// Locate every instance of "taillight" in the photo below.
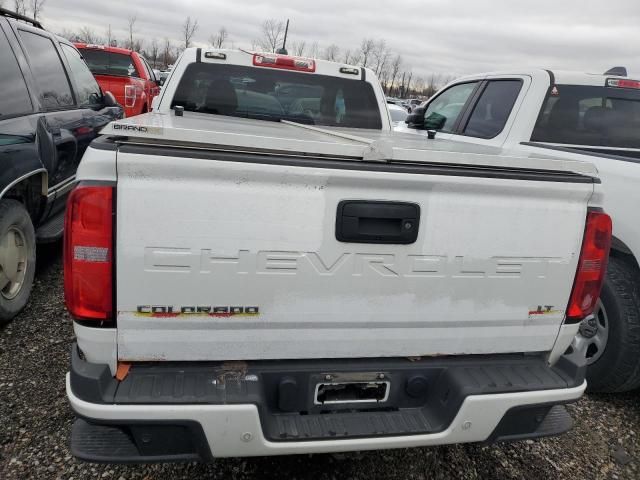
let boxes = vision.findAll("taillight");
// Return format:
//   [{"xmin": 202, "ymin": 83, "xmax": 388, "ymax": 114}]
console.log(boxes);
[
  {"xmin": 566, "ymin": 210, "xmax": 612, "ymax": 322},
  {"xmin": 124, "ymin": 84, "xmax": 136, "ymax": 107},
  {"xmin": 606, "ymin": 78, "xmax": 640, "ymax": 90},
  {"xmin": 64, "ymin": 185, "xmax": 114, "ymax": 321},
  {"xmin": 253, "ymin": 53, "xmax": 316, "ymax": 72}
]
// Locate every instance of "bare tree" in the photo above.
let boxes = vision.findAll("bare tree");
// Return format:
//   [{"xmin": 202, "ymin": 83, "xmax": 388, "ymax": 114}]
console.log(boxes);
[
  {"xmin": 441, "ymin": 74, "xmax": 456, "ymax": 86},
  {"xmin": 359, "ymin": 38, "xmax": 375, "ymax": 67},
  {"xmin": 413, "ymin": 76, "xmax": 426, "ymax": 96},
  {"xmin": 58, "ymin": 28, "xmax": 78, "ymax": 42},
  {"xmin": 258, "ymin": 19, "xmax": 284, "ymax": 52},
  {"xmin": 308, "ymin": 41, "xmax": 319, "ymax": 59},
  {"xmin": 388, "ymin": 54, "xmax": 402, "ymax": 96},
  {"xmin": 323, "ymin": 44, "xmax": 340, "ymax": 62},
  {"xmin": 181, "ymin": 16, "xmax": 198, "ymax": 50},
  {"xmin": 372, "ymin": 40, "xmax": 390, "ymax": 76},
  {"xmin": 399, "ymin": 71, "xmax": 407, "ymax": 98},
  {"xmin": 13, "ymin": 0, "xmax": 26, "ymax": 15},
  {"xmin": 126, "ymin": 14, "xmax": 137, "ymax": 50},
  {"xmin": 380, "ymin": 67, "xmax": 392, "ymax": 93},
  {"xmin": 162, "ymin": 37, "xmax": 175, "ymax": 69},
  {"xmin": 425, "ymin": 73, "xmax": 441, "ymax": 97},
  {"xmin": 29, "ymin": 0, "xmax": 45, "ymax": 20},
  {"xmin": 105, "ymin": 24, "xmax": 114, "ymax": 47},
  {"xmin": 342, "ymin": 48, "xmax": 357, "ymax": 65},
  {"xmin": 208, "ymin": 26, "xmax": 228, "ymax": 48},
  {"xmin": 291, "ymin": 40, "xmax": 306, "ymax": 57},
  {"xmin": 132, "ymin": 38, "xmax": 144, "ymax": 54},
  {"xmin": 77, "ymin": 26, "xmax": 98, "ymax": 44},
  {"xmin": 405, "ymin": 71, "xmax": 413, "ymax": 97},
  {"xmin": 147, "ymin": 38, "xmax": 160, "ymax": 68}
]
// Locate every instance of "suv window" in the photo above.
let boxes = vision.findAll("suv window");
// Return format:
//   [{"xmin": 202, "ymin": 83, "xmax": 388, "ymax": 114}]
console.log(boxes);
[
  {"xmin": 0, "ymin": 29, "xmax": 32, "ymax": 118},
  {"xmin": 171, "ymin": 63, "xmax": 383, "ymax": 129},
  {"xmin": 60, "ymin": 44, "xmax": 102, "ymax": 106},
  {"xmin": 18, "ymin": 30, "xmax": 74, "ymax": 110},
  {"xmin": 80, "ymin": 49, "xmax": 140, "ymax": 77},
  {"xmin": 531, "ymin": 85, "xmax": 640, "ymax": 148},
  {"xmin": 423, "ymin": 82, "xmax": 478, "ymax": 132},
  {"xmin": 463, "ymin": 80, "xmax": 522, "ymax": 139}
]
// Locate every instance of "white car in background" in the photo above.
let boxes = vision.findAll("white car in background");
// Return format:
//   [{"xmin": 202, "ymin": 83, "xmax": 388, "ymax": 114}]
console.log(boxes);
[{"xmin": 387, "ymin": 102, "xmax": 408, "ymax": 126}]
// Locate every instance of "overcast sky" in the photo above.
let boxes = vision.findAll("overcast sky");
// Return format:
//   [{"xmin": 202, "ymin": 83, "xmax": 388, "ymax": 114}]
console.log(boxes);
[{"xmin": 37, "ymin": 0, "xmax": 640, "ymax": 79}]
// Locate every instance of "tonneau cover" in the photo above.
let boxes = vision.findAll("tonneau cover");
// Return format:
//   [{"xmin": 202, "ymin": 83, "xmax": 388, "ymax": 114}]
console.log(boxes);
[{"xmin": 101, "ymin": 112, "xmax": 599, "ymax": 178}]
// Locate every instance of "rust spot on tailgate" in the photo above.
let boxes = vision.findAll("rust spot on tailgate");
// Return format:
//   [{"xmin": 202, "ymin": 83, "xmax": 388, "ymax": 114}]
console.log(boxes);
[{"xmin": 215, "ymin": 361, "xmax": 249, "ymax": 386}]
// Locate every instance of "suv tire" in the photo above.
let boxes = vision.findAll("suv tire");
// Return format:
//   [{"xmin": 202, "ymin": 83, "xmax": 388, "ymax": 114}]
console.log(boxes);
[
  {"xmin": 585, "ymin": 256, "xmax": 640, "ymax": 392},
  {"xmin": 0, "ymin": 199, "xmax": 36, "ymax": 325}
]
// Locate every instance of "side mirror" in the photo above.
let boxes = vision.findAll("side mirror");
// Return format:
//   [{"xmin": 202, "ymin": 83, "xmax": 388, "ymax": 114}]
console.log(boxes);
[
  {"xmin": 405, "ymin": 106, "xmax": 426, "ymax": 129},
  {"xmin": 424, "ymin": 112, "xmax": 447, "ymax": 130},
  {"xmin": 103, "ymin": 91, "xmax": 118, "ymax": 107}
]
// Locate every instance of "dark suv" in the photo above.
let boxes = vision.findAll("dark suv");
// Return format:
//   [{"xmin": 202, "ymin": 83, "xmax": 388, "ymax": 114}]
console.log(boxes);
[{"xmin": 0, "ymin": 8, "xmax": 123, "ymax": 324}]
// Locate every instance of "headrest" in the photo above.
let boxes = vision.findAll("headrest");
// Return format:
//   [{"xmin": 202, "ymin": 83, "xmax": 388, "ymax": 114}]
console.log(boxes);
[{"xmin": 203, "ymin": 79, "xmax": 238, "ymax": 115}]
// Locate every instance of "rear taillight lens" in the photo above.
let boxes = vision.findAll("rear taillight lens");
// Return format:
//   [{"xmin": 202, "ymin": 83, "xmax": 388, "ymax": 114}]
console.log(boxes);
[
  {"xmin": 64, "ymin": 185, "xmax": 114, "ymax": 321},
  {"xmin": 124, "ymin": 84, "xmax": 136, "ymax": 107},
  {"xmin": 566, "ymin": 210, "xmax": 612, "ymax": 322}
]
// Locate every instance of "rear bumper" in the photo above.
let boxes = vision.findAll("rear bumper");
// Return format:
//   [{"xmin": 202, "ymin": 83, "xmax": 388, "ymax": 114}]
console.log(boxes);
[{"xmin": 67, "ymin": 344, "xmax": 587, "ymax": 461}]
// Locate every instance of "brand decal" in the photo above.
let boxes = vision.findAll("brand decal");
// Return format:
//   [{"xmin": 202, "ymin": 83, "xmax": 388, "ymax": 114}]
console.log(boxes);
[
  {"xmin": 528, "ymin": 305, "xmax": 562, "ymax": 319},
  {"xmin": 135, "ymin": 305, "xmax": 259, "ymax": 318},
  {"xmin": 112, "ymin": 124, "xmax": 163, "ymax": 134}
]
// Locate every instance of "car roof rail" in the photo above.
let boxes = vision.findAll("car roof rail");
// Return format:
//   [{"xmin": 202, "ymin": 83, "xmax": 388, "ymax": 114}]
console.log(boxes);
[{"xmin": 0, "ymin": 7, "xmax": 43, "ymax": 29}]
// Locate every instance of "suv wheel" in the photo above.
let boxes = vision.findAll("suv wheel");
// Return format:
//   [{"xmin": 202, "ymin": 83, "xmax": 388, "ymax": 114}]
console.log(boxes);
[
  {"xmin": 0, "ymin": 199, "xmax": 36, "ymax": 325},
  {"xmin": 573, "ymin": 256, "xmax": 640, "ymax": 392}
]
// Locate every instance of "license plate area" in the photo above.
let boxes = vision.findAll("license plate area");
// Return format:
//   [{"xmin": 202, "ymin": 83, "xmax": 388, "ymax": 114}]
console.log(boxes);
[{"xmin": 314, "ymin": 380, "xmax": 390, "ymax": 405}]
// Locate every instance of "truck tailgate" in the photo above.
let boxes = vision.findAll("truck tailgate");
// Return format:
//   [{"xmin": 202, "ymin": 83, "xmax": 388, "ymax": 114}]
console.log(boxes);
[{"xmin": 114, "ymin": 141, "xmax": 593, "ymax": 361}]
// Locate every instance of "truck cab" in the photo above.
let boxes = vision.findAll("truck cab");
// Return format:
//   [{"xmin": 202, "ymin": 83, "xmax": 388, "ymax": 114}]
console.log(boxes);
[
  {"xmin": 75, "ymin": 43, "xmax": 161, "ymax": 118},
  {"xmin": 400, "ymin": 68, "xmax": 640, "ymax": 392}
]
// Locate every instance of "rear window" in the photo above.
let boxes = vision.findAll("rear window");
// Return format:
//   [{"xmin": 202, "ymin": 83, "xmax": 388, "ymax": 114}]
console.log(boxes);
[
  {"xmin": 80, "ymin": 49, "xmax": 140, "ymax": 78},
  {"xmin": 170, "ymin": 63, "xmax": 383, "ymax": 129},
  {"xmin": 531, "ymin": 84, "xmax": 640, "ymax": 148}
]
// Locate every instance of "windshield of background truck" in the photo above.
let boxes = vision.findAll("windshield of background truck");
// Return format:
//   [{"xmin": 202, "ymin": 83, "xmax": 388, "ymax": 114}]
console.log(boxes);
[
  {"xmin": 531, "ymin": 84, "xmax": 640, "ymax": 148},
  {"xmin": 170, "ymin": 63, "xmax": 383, "ymax": 129}
]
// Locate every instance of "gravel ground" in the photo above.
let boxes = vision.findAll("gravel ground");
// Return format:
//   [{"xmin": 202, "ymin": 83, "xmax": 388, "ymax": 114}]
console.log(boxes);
[{"xmin": 1, "ymin": 243, "xmax": 639, "ymax": 480}]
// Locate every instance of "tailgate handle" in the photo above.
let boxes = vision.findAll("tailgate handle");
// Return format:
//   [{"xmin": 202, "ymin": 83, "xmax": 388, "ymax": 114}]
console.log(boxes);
[{"xmin": 336, "ymin": 200, "xmax": 420, "ymax": 244}]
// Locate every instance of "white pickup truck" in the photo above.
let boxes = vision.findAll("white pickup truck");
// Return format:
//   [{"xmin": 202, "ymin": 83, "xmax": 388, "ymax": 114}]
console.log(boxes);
[
  {"xmin": 400, "ymin": 69, "xmax": 640, "ymax": 392},
  {"xmin": 65, "ymin": 49, "xmax": 611, "ymax": 462}
]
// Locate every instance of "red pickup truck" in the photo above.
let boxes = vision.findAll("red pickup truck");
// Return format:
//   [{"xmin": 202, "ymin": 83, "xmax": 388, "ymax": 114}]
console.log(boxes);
[{"xmin": 74, "ymin": 43, "xmax": 160, "ymax": 118}]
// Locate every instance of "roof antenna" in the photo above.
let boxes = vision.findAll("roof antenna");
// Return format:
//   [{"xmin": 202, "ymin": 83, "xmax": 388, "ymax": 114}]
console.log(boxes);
[
  {"xmin": 276, "ymin": 19, "xmax": 289, "ymax": 55},
  {"xmin": 604, "ymin": 66, "xmax": 627, "ymax": 77}
]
